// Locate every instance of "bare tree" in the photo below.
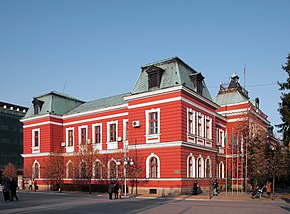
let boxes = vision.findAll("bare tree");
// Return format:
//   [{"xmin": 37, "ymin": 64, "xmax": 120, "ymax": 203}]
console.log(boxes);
[{"xmin": 3, "ymin": 162, "xmax": 17, "ymax": 180}]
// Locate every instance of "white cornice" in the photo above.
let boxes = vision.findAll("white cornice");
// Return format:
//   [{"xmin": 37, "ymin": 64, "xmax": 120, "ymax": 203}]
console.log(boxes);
[
  {"xmin": 63, "ymin": 112, "xmax": 128, "ymax": 126},
  {"xmin": 23, "ymin": 121, "xmax": 63, "ymax": 129},
  {"xmin": 124, "ymin": 86, "xmax": 183, "ymax": 101},
  {"xmin": 20, "ymin": 114, "xmax": 62, "ymax": 123},
  {"xmin": 21, "ymin": 152, "xmax": 51, "ymax": 158},
  {"xmin": 128, "ymin": 97, "xmax": 181, "ymax": 109}
]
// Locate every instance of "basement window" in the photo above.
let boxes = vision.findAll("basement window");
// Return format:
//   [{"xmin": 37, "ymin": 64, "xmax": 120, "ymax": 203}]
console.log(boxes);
[{"xmin": 149, "ymin": 189, "xmax": 157, "ymax": 194}]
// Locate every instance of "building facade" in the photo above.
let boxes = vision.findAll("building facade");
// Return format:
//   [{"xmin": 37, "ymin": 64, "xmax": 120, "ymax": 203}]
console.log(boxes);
[
  {"xmin": 21, "ymin": 57, "xmax": 274, "ymax": 195},
  {"xmin": 0, "ymin": 101, "xmax": 28, "ymax": 182}
]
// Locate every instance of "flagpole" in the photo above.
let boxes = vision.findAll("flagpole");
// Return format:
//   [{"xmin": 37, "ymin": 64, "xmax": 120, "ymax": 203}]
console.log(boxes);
[
  {"xmin": 237, "ymin": 132, "xmax": 239, "ymax": 194},
  {"xmin": 231, "ymin": 128, "xmax": 234, "ymax": 195}
]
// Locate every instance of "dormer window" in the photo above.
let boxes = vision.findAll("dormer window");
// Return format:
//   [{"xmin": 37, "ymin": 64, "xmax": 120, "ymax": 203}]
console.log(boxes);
[
  {"xmin": 146, "ymin": 66, "xmax": 164, "ymax": 89},
  {"xmin": 190, "ymin": 73, "xmax": 204, "ymax": 95},
  {"xmin": 32, "ymin": 98, "xmax": 44, "ymax": 115}
]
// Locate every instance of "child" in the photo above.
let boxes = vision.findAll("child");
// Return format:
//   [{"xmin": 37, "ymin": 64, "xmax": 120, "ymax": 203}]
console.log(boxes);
[{"xmin": 118, "ymin": 187, "xmax": 122, "ymax": 199}]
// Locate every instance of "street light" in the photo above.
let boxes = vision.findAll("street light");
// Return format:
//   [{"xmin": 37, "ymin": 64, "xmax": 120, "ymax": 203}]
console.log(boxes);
[
  {"xmin": 270, "ymin": 144, "xmax": 276, "ymax": 200},
  {"xmin": 117, "ymin": 157, "xmax": 134, "ymax": 197}
]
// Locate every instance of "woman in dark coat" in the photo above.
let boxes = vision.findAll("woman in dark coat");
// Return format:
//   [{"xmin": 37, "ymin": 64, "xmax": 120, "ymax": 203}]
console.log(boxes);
[{"xmin": 2, "ymin": 181, "xmax": 10, "ymax": 202}]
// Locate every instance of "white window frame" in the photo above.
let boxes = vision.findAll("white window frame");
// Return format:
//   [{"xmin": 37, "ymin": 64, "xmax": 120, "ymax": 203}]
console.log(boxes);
[
  {"xmin": 205, "ymin": 156, "xmax": 212, "ymax": 178},
  {"xmin": 78, "ymin": 125, "xmax": 88, "ymax": 145},
  {"xmin": 205, "ymin": 116, "xmax": 212, "ymax": 140},
  {"xmin": 219, "ymin": 161, "xmax": 225, "ymax": 179},
  {"xmin": 187, "ymin": 108, "xmax": 196, "ymax": 135},
  {"xmin": 32, "ymin": 160, "xmax": 40, "ymax": 178},
  {"xmin": 187, "ymin": 153, "xmax": 196, "ymax": 178},
  {"xmin": 66, "ymin": 127, "xmax": 74, "ymax": 153},
  {"xmin": 219, "ymin": 129, "xmax": 225, "ymax": 147},
  {"xmin": 123, "ymin": 119, "xmax": 128, "ymax": 142},
  {"xmin": 146, "ymin": 153, "xmax": 160, "ymax": 178},
  {"xmin": 107, "ymin": 121, "xmax": 118, "ymax": 143},
  {"xmin": 197, "ymin": 112, "xmax": 204, "ymax": 137},
  {"xmin": 196, "ymin": 155, "xmax": 204, "ymax": 178},
  {"xmin": 93, "ymin": 159, "xmax": 103, "ymax": 179},
  {"xmin": 66, "ymin": 160, "xmax": 74, "ymax": 179},
  {"xmin": 32, "ymin": 128, "xmax": 40, "ymax": 153},
  {"xmin": 107, "ymin": 158, "xmax": 118, "ymax": 179},
  {"xmin": 145, "ymin": 108, "xmax": 160, "ymax": 143}
]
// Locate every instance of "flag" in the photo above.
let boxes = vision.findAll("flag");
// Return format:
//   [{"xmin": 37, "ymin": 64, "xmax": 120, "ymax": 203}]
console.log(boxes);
[{"xmin": 224, "ymin": 129, "xmax": 228, "ymax": 147}]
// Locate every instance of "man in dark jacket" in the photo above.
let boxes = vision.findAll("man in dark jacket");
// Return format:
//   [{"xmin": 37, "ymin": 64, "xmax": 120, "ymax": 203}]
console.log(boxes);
[{"xmin": 9, "ymin": 178, "xmax": 18, "ymax": 201}]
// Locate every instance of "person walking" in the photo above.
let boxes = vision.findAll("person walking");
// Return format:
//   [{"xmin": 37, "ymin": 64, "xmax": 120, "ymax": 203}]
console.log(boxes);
[
  {"xmin": 108, "ymin": 182, "xmax": 113, "ymax": 200},
  {"xmin": 118, "ymin": 186, "xmax": 122, "ymax": 199},
  {"xmin": 213, "ymin": 179, "xmax": 219, "ymax": 196},
  {"xmin": 28, "ymin": 179, "xmax": 32, "ymax": 190},
  {"xmin": 2, "ymin": 180, "xmax": 10, "ymax": 202},
  {"xmin": 193, "ymin": 181, "xmax": 198, "ymax": 195},
  {"xmin": 114, "ymin": 182, "xmax": 119, "ymax": 199},
  {"xmin": 34, "ymin": 180, "xmax": 38, "ymax": 191},
  {"xmin": 10, "ymin": 178, "xmax": 18, "ymax": 201},
  {"xmin": 266, "ymin": 181, "xmax": 271, "ymax": 199}
]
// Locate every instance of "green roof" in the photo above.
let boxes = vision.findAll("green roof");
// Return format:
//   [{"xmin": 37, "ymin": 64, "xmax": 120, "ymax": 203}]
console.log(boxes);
[
  {"xmin": 132, "ymin": 57, "xmax": 212, "ymax": 101},
  {"xmin": 65, "ymin": 93, "xmax": 131, "ymax": 115}
]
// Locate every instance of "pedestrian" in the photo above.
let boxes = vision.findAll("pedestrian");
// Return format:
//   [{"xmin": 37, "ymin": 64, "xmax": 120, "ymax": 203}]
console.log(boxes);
[
  {"xmin": 266, "ymin": 181, "xmax": 271, "ymax": 199},
  {"xmin": 193, "ymin": 181, "xmax": 198, "ymax": 195},
  {"xmin": 213, "ymin": 179, "xmax": 219, "ymax": 196},
  {"xmin": 9, "ymin": 178, "xmax": 18, "ymax": 201},
  {"xmin": 28, "ymin": 179, "xmax": 33, "ymax": 190},
  {"xmin": 34, "ymin": 180, "xmax": 38, "ymax": 191},
  {"xmin": 118, "ymin": 187, "xmax": 122, "ymax": 199},
  {"xmin": 2, "ymin": 181, "xmax": 11, "ymax": 202},
  {"xmin": 114, "ymin": 182, "xmax": 119, "ymax": 199},
  {"xmin": 108, "ymin": 182, "xmax": 113, "ymax": 200}
]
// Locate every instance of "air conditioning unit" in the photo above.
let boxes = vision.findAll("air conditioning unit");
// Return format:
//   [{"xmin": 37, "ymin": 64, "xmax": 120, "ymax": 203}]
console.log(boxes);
[
  {"xmin": 61, "ymin": 142, "xmax": 66, "ymax": 147},
  {"xmin": 117, "ymin": 137, "xmax": 122, "ymax": 142},
  {"xmin": 132, "ymin": 120, "xmax": 141, "ymax": 128}
]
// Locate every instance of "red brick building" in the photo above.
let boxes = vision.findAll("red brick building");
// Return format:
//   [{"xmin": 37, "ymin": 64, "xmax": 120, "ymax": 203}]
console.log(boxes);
[{"xmin": 21, "ymin": 57, "xmax": 274, "ymax": 195}]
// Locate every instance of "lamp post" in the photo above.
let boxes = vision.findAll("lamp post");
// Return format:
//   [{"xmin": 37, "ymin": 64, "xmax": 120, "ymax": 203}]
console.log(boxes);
[
  {"xmin": 270, "ymin": 144, "xmax": 276, "ymax": 200},
  {"xmin": 117, "ymin": 157, "xmax": 134, "ymax": 197}
]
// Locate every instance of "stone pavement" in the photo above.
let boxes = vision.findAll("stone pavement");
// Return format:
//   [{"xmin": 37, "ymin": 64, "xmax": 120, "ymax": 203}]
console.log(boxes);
[{"xmin": 136, "ymin": 191, "xmax": 290, "ymax": 203}]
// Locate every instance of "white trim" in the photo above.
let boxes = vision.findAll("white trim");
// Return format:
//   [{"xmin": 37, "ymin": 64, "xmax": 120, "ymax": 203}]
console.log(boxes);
[
  {"xmin": 63, "ymin": 112, "xmax": 128, "ymax": 126},
  {"xmin": 78, "ymin": 125, "xmax": 88, "ymax": 145},
  {"xmin": 24, "ymin": 121, "xmax": 62, "ymax": 129},
  {"xmin": 21, "ymin": 152, "xmax": 51, "ymax": 158},
  {"xmin": 92, "ymin": 123, "xmax": 102, "ymax": 147},
  {"xmin": 32, "ymin": 160, "xmax": 40, "ymax": 178},
  {"xmin": 218, "ymin": 108, "xmax": 249, "ymax": 116},
  {"xmin": 66, "ymin": 127, "xmax": 74, "ymax": 153},
  {"xmin": 125, "ymin": 86, "xmax": 183, "ymax": 101},
  {"xmin": 63, "ymin": 104, "xmax": 128, "ymax": 119},
  {"xmin": 145, "ymin": 108, "xmax": 160, "ymax": 143},
  {"xmin": 66, "ymin": 160, "xmax": 74, "ymax": 178},
  {"xmin": 146, "ymin": 153, "xmax": 160, "ymax": 178},
  {"xmin": 205, "ymin": 156, "xmax": 212, "ymax": 178},
  {"xmin": 129, "ymin": 97, "xmax": 181, "ymax": 109},
  {"xmin": 187, "ymin": 153, "xmax": 195, "ymax": 178},
  {"xmin": 20, "ymin": 114, "xmax": 62, "ymax": 122},
  {"xmin": 123, "ymin": 119, "xmax": 128, "ymax": 147},
  {"xmin": 32, "ymin": 128, "xmax": 40, "ymax": 153},
  {"xmin": 196, "ymin": 155, "xmax": 204, "ymax": 178}
]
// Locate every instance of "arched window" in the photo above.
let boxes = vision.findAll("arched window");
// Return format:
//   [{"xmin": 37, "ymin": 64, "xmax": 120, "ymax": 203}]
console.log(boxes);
[
  {"xmin": 79, "ymin": 161, "xmax": 87, "ymax": 178},
  {"xmin": 108, "ymin": 160, "xmax": 117, "ymax": 179},
  {"xmin": 146, "ymin": 153, "xmax": 160, "ymax": 178},
  {"xmin": 33, "ymin": 161, "xmax": 40, "ymax": 179},
  {"xmin": 205, "ymin": 158, "xmax": 212, "ymax": 178},
  {"xmin": 150, "ymin": 157, "xmax": 158, "ymax": 178},
  {"xmin": 219, "ymin": 161, "xmax": 225, "ymax": 179},
  {"xmin": 94, "ymin": 160, "xmax": 102, "ymax": 179},
  {"xmin": 66, "ymin": 161, "xmax": 74, "ymax": 178},
  {"xmin": 187, "ymin": 154, "xmax": 195, "ymax": 178},
  {"xmin": 197, "ymin": 156, "xmax": 204, "ymax": 178}
]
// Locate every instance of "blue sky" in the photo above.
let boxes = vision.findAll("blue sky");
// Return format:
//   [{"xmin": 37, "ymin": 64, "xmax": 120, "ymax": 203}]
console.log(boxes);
[{"xmin": 1, "ymin": 0, "xmax": 289, "ymax": 136}]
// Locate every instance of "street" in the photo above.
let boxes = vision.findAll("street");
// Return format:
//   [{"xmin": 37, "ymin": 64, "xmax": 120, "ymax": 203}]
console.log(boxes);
[{"xmin": 0, "ymin": 191, "xmax": 289, "ymax": 214}]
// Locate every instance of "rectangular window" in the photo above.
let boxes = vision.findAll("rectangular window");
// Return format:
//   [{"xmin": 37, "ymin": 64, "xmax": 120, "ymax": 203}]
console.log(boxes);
[
  {"xmin": 68, "ymin": 129, "xmax": 74, "ymax": 146},
  {"xmin": 197, "ymin": 114, "xmax": 202, "ymax": 136},
  {"xmin": 34, "ymin": 130, "xmax": 39, "ymax": 147},
  {"xmin": 78, "ymin": 126, "xmax": 88, "ymax": 145},
  {"xmin": 149, "ymin": 112, "xmax": 158, "ymax": 134},
  {"xmin": 109, "ymin": 123, "xmax": 117, "ymax": 142},
  {"xmin": 205, "ymin": 117, "xmax": 211, "ymax": 139},
  {"xmin": 95, "ymin": 125, "xmax": 101, "ymax": 143},
  {"xmin": 188, "ymin": 110, "xmax": 195, "ymax": 134}
]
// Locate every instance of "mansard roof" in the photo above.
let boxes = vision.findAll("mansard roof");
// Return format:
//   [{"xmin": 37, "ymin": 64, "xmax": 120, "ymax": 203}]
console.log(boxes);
[
  {"xmin": 213, "ymin": 73, "xmax": 249, "ymax": 105},
  {"xmin": 64, "ymin": 92, "xmax": 131, "ymax": 116},
  {"xmin": 132, "ymin": 57, "xmax": 212, "ymax": 101},
  {"xmin": 23, "ymin": 91, "xmax": 84, "ymax": 119}
]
